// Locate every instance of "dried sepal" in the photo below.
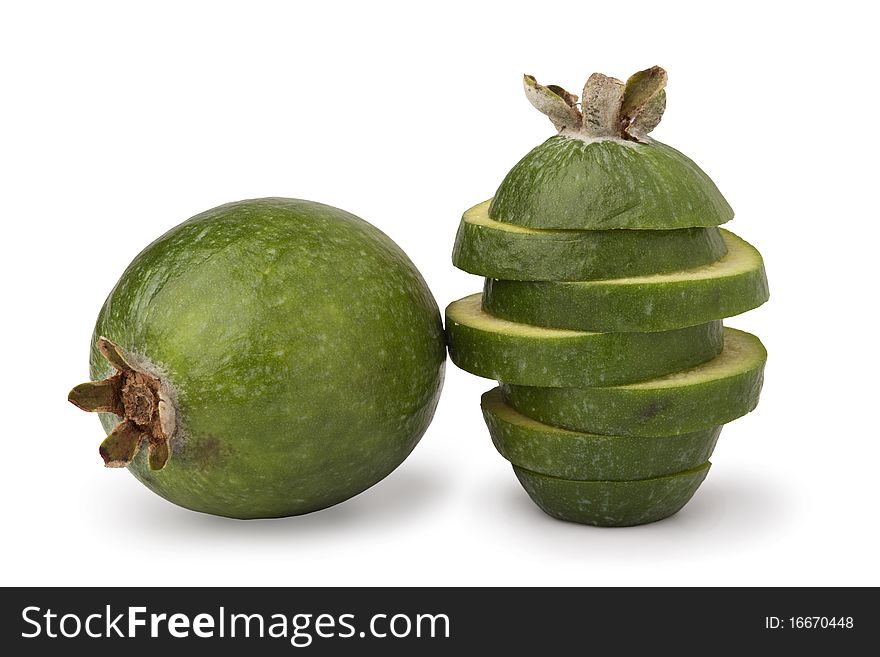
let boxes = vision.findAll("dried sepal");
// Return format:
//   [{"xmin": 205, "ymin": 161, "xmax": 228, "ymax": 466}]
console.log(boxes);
[
  {"xmin": 523, "ymin": 74, "xmax": 582, "ymax": 132},
  {"xmin": 546, "ymin": 84, "xmax": 579, "ymax": 108},
  {"xmin": 581, "ymin": 73, "xmax": 625, "ymax": 138},
  {"xmin": 620, "ymin": 66, "xmax": 667, "ymax": 132},
  {"xmin": 148, "ymin": 440, "xmax": 170, "ymax": 471},
  {"xmin": 99, "ymin": 420, "xmax": 145, "ymax": 467},
  {"xmin": 157, "ymin": 396, "xmax": 176, "ymax": 439},
  {"xmin": 68, "ymin": 378, "xmax": 123, "ymax": 414},
  {"xmin": 626, "ymin": 89, "xmax": 666, "ymax": 138},
  {"xmin": 96, "ymin": 336, "xmax": 137, "ymax": 373}
]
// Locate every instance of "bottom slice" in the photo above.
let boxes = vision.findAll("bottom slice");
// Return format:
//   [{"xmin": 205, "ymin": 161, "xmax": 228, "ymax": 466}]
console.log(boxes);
[
  {"xmin": 514, "ymin": 462, "xmax": 711, "ymax": 527},
  {"xmin": 483, "ymin": 388, "xmax": 720, "ymax": 481}
]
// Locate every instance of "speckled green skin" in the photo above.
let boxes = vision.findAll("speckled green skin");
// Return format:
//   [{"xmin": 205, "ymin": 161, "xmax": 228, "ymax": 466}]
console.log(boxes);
[
  {"xmin": 482, "ymin": 389, "xmax": 721, "ymax": 480},
  {"xmin": 90, "ymin": 198, "xmax": 446, "ymax": 519},
  {"xmin": 513, "ymin": 463, "xmax": 711, "ymax": 527},
  {"xmin": 483, "ymin": 230, "xmax": 768, "ymax": 332},
  {"xmin": 446, "ymin": 294, "xmax": 722, "ymax": 387},
  {"xmin": 502, "ymin": 328, "xmax": 765, "ymax": 437},
  {"xmin": 489, "ymin": 136, "xmax": 733, "ymax": 230},
  {"xmin": 453, "ymin": 200, "xmax": 728, "ymax": 282}
]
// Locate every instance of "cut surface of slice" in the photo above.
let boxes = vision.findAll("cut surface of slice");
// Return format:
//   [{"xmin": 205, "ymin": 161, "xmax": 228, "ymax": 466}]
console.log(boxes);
[
  {"xmin": 514, "ymin": 462, "xmax": 711, "ymax": 527},
  {"xmin": 452, "ymin": 200, "xmax": 728, "ymax": 281},
  {"xmin": 482, "ymin": 229, "xmax": 768, "ymax": 332},
  {"xmin": 482, "ymin": 388, "xmax": 721, "ymax": 480},
  {"xmin": 446, "ymin": 294, "xmax": 723, "ymax": 387},
  {"xmin": 489, "ymin": 135, "xmax": 733, "ymax": 230},
  {"xmin": 502, "ymin": 328, "xmax": 766, "ymax": 436}
]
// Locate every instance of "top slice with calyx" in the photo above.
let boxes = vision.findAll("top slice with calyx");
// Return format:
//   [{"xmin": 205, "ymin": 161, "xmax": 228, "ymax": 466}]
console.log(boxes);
[{"xmin": 490, "ymin": 66, "xmax": 733, "ymax": 230}]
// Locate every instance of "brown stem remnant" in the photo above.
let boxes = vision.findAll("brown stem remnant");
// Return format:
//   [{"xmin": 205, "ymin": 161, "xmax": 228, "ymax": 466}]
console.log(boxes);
[
  {"xmin": 68, "ymin": 337, "xmax": 175, "ymax": 470},
  {"xmin": 523, "ymin": 65, "xmax": 668, "ymax": 142}
]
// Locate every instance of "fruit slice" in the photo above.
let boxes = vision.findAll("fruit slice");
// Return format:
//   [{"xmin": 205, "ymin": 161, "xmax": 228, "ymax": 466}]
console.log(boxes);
[
  {"xmin": 483, "ymin": 229, "xmax": 768, "ymax": 332},
  {"xmin": 482, "ymin": 388, "xmax": 721, "ymax": 480},
  {"xmin": 452, "ymin": 200, "xmax": 729, "ymax": 281},
  {"xmin": 446, "ymin": 294, "xmax": 723, "ymax": 387},
  {"xmin": 513, "ymin": 462, "xmax": 711, "ymax": 527},
  {"xmin": 490, "ymin": 70, "xmax": 731, "ymax": 230},
  {"xmin": 490, "ymin": 136, "xmax": 734, "ymax": 230},
  {"xmin": 502, "ymin": 328, "xmax": 766, "ymax": 437}
]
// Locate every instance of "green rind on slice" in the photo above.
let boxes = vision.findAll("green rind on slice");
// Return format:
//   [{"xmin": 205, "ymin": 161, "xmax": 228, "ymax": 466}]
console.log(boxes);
[
  {"xmin": 482, "ymin": 388, "xmax": 721, "ymax": 480},
  {"xmin": 453, "ymin": 200, "xmax": 729, "ymax": 281},
  {"xmin": 489, "ymin": 135, "xmax": 733, "ymax": 230},
  {"xmin": 446, "ymin": 295, "xmax": 723, "ymax": 387},
  {"xmin": 502, "ymin": 328, "xmax": 766, "ymax": 437},
  {"xmin": 513, "ymin": 463, "xmax": 711, "ymax": 527},
  {"xmin": 483, "ymin": 229, "xmax": 768, "ymax": 332}
]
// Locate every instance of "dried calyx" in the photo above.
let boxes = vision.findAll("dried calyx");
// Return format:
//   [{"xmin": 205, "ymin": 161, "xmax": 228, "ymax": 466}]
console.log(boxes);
[
  {"xmin": 523, "ymin": 65, "xmax": 667, "ymax": 141},
  {"xmin": 68, "ymin": 337, "xmax": 176, "ymax": 470}
]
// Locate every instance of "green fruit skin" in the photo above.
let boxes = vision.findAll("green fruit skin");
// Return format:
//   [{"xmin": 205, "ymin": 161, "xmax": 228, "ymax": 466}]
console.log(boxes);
[
  {"xmin": 482, "ymin": 388, "xmax": 721, "ymax": 480},
  {"xmin": 482, "ymin": 230, "xmax": 769, "ymax": 332},
  {"xmin": 90, "ymin": 198, "xmax": 446, "ymax": 519},
  {"xmin": 501, "ymin": 329, "xmax": 766, "ymax": 437},
  {"xmin": 446, "ymin": 295, "xmax": 723, "ymax": 387},
  {"xmin": 452, "ymin": 200, "xmax": 728, "ymax": 281},
  {"xmin": 513, "ymin": 463, "xmax": 711, "ymax": 527},
  {"xmin": 489, "ymin": 136, "xmax": 734, "ymax": 230}
]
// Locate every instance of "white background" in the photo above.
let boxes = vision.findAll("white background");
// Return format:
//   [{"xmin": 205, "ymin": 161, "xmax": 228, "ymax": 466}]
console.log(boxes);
[{"xmin": 2, "ymin": 1, "xmax": 877, "ymax": 587}]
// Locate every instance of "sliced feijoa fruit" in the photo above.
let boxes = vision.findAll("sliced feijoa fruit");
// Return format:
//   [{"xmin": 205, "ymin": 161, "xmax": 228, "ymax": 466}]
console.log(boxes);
[
  {"xmin": 452, "ymin": 200, "xmax": 728, "ymax": 281},
  {"xmin": 446, "ymin": 294, "xmax": 722, "ymax": 387},
  {"xmin": 502, "ymin": 328, "xmax": 766, "ymax": 437},
  {"xmin": 490, "ymin": 69, "xmax": 732, "ymax": 230},
  {"xmin": 482, "ymin": 388, "xmax": 721, "ymax": 480},
  {"xmin": 483, "ymin": 229, "xmax": 768, "ymax": 332},
  {"xmin": 513, "ymin": 462, "xmax": 711, "ymax": 527}
]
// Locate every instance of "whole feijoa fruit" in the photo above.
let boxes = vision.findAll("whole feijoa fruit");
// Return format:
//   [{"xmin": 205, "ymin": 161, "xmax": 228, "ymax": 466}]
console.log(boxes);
[{"xmin": 69, "ymin": 198, "xmax": 446, "ymax": 519}]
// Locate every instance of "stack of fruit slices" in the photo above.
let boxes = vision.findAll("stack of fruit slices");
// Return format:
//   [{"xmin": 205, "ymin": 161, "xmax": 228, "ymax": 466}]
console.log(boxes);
[{"xmin": 447, "ymin": 67, "xmax": 768, "ymax": 526}]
